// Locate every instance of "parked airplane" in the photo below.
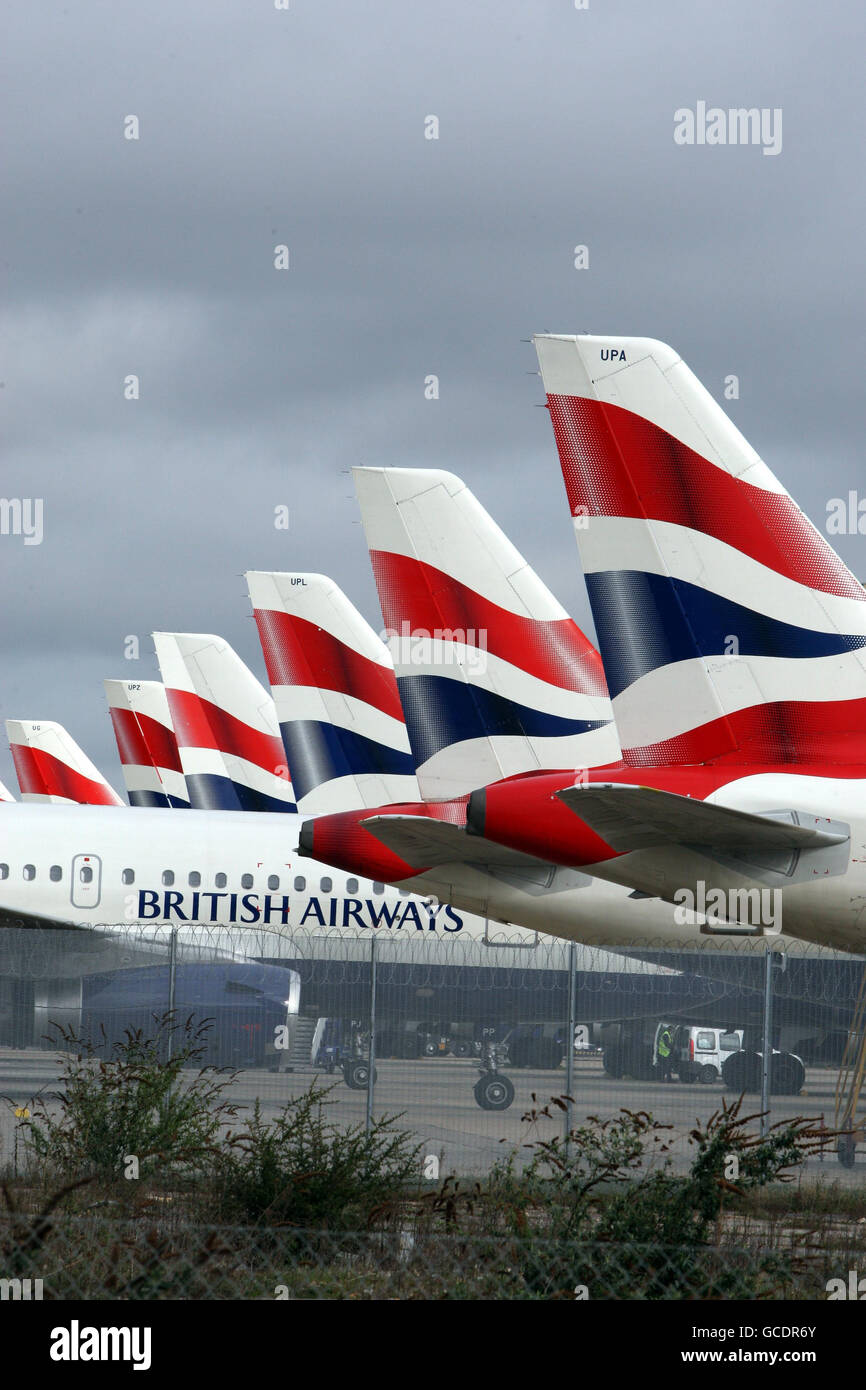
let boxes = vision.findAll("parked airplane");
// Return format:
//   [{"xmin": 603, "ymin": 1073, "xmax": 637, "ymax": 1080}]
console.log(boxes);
[
  {"xmin": 104, "ymin": 679, "xmax": 190, "ymax": 808},
  {"xmin": 7, "ymin": 720, "xmax": 125, "ymax": 806},
  {"xmin": 153, "ymin": 632, "xmax": 297, "ymax": 813},
  {"xmin": 247, "ymin": 570, "xmax": 418, "ymax": 813},
  {"xmin": 0, "ymin": 799, "xmax": 702, "ymax": 1106},
  {"xmin": 290, "ymin": 478, "xmax": 791, "ymax": 952},
  {"xmin": 0, "ymin": 340, "xmax": 848, "ymax": 1102},
  {"xmin": 461, "ymin": 334, "xmax": 866, "ymax": 952},
  {"xmin": 354, "ymin": 465, "xmax": 622, "ymax": 798}
]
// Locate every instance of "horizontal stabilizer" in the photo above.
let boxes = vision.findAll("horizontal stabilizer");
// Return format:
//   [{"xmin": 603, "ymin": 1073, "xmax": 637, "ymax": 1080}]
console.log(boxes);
[
  {"xmin": 360, "ymin": 814, "xmax": 551, "ymax": 871},
  {"xmin": 555, "ymin": 783, "xmax": 849, "ymax": 855}
]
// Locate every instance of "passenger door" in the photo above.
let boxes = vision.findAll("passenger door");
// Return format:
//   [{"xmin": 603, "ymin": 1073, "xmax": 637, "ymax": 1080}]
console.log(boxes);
[{"xmin": 71, "ymin": 854, "xmax": 102, "ymax": 909}]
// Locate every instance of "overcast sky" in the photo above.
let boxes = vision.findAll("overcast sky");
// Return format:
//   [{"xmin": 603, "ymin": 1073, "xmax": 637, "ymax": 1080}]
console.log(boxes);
[{"xmin": 3, "ymin": 0, "xmax": 864, "ymax": 793}]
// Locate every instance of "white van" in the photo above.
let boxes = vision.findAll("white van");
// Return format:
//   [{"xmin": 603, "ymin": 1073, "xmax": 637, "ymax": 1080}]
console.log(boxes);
[{"xmin": 673, "ymin": 1026, "xmax": 743, "ymax": 1084}]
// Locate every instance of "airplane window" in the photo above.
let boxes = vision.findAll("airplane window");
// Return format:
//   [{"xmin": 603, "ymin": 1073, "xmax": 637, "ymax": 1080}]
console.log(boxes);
[
  {"xmin": 23, "ymin": 864, "xmax": 35, "ymax": 881},
  {"xmin": 188, "ymin": 871, "xmax": 201, "ymax": 887},
  {"xmin": 241, "ymin": 873, "xmax": 254, "ymax": 890},
  {"xmin": 215, "ymin": 872, "xmax": 227, "ymax": 888},
  {"xmin": 347, "ymin": 878, "xmax": 359, "ymax": 893},
  {"xmin": 267, "ymin": 874, "xmax": 280, "ymax": 891},
  {"xmin": 49, "ymin": 865, "xmax": 62, "ymax": 882},
  {"xmin": 122, "ymin": 869, "xmax": 135, "ymax": 885},
  {"xmin": 372, "ymin": 882, "xmax": 384, "ymax": 895},
  {"xmin": 293, "ymin": 875, "xmax": 306, "ymax": 891},
  {"xmin": 162, "ymin": 870, "xmax": 175, "ymax": 886},
  {"xmin": 0, "ymin": 864, "xmax": 7, "ymax": 879},
  {"xmin": 80, "ymin": 866, "xmax": 93, "ymax": 884},
  {"xmin": 320, "ymin": 877, "xmax": 332, "ymax": 892}
]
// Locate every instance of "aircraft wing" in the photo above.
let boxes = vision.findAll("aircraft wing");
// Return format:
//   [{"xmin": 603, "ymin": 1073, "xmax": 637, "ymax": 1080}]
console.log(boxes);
[
  {"xmin": 0, "ymin": 906, "xmax": 90, "ymax": 932},
  {"xmin": 555, "ymin": 784, "xmax": 849, "ymax": 855}
]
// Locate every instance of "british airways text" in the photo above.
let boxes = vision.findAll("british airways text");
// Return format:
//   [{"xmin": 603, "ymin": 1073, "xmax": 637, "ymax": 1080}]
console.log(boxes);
[{"xmin": 136, "ymin": 890, "xmax": 463, "ymax": 931}]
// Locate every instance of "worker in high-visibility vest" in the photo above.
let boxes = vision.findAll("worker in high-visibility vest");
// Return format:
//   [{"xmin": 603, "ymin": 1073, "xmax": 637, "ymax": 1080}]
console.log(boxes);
[{"xmin": 657, "ymin": 1025, "xmax": 675, "ymax": 1083}]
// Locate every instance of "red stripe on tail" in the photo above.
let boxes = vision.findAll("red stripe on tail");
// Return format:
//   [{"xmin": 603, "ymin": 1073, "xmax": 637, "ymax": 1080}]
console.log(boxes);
[
  {"xmin": 370, "ymin": 551, "xmax": 608, "ymax": 696},
  {"xmin": 109, "ymin": 708, "xmax": 184, "ymax": 773},
  {"xmin": 254, "ymin": 609, "xmax": 404, "ymax": 721},
  {"xmin": 622, "ymin": 698, "xmax": 866, "ymax": 767},
  {"xmin": 548, "ymin": 394, "xmax": 865, "ymax": 601},
  {"xmin": 11, "ymin": 746, "xmax": 124, "ymax": 805},
  {"xmin": 166, "ymin": 689, "xmax": 286, "ymax": 774}
]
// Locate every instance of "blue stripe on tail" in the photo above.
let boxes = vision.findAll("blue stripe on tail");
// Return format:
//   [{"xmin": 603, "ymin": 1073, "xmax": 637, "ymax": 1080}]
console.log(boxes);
[
  {"xmin": 585, "ymin": 570, "xmax": 866, "ymax": 698},
  {"xmin": 184, "ymin": 773, "xmax": 296, "ymax": 814},
  {"xmin": 396, "ymin": 673, "xmax": 609, "ymax": 767},
  {"xmin": 280, "ymin": 720, "xmax": 416, "ymax": 802}
]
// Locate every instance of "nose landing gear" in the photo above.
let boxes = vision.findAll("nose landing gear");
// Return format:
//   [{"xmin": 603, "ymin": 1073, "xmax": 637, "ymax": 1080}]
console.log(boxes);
[
  {"xmin": 473, "ymin": 1072, "xmax": 515, "ymax": 1111},
  {"xmin": 473, "ymin": 1035, "xmax": 515, "ymax": 1110}
]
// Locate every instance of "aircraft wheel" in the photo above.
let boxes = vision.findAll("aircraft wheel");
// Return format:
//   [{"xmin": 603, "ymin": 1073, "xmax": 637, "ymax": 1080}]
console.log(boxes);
[
  {"xmin": 771, "ymin": 1053, "xmax": 805, "ymax": 1097},
  {"xmin": 473, "ymin": 1074, "xmax": 515, "ymax": 1111},
  {"xmin": 722, "ymin": 1050, "xmax": 761, "ymax": 1094},
  {"xmin": 343, "ymin": 1060, "xmax": 377, "ymax": 1090}
]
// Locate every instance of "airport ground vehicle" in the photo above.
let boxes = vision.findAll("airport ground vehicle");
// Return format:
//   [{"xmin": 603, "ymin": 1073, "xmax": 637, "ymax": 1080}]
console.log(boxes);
[
  {"xmin": 601, "ymin": 1017, "xmax": 808, "ymax": 1097},
  {"xmin": 721, "ymin": 1045, "xmax": 806, "ymax": 1097},
  {"xmin": 324, "ymin": 1018, "xmax": 572, "ymax": 1068},
  {"xmin": 672, "ymin": 1025, "xmax": 743, "ymax": 1084}
]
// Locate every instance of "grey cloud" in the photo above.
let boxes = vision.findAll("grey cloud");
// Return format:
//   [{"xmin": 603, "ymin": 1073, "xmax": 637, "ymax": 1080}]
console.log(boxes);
[{"xmin": 3, "ymin": 0, "xmax": 865, "ymax": 789}]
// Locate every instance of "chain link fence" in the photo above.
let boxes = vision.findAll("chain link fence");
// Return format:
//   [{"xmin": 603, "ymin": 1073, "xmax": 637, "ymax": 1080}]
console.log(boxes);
[
  {"xmin": 1, "ymin": 924, "xmax": 864, "ymax": 1181},
  {"xmin": 0, "ymin": 1214, "xmax": 845, "ymax": 1301},
  {"xmin": 2, "ymin": 921, "xmax": 866, "ymax": 1303}
]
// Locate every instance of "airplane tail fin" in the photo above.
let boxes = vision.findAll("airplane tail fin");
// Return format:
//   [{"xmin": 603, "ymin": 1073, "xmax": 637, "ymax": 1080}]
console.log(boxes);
[
  {"xmin": 152, "ymin": 632, "xmax": 297, "ymax": 812},
  {"xmin": 246, "ymin": 571, "xmax": 419, "ymax": 812},
  {"xmin": 535, "ymin": 333, "xmax": 866, "ymax": 766},
  {"xmin": 7, "ymin": 719, "xmax": 125, "ymax": 805},
  {"xmin": 353, "ymin": 466, "xmax": 621, "ymax": 799},
  {"xmin": 104, "ymin": 679, "xmax": 191, "ymax": 808}
]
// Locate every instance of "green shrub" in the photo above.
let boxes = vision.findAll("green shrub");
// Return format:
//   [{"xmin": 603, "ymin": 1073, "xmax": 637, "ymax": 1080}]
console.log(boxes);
[
  {"xmin": 214, "ymin": 1082, "xmax": 423, "ymax": 1229},
  {"xmin": 21, "ymin": 1013, "xmax": 239, "ymax": 1183},
  {"xmin": 465, "ymin": 1095, "xmax": 829, "ymax": 1298}
]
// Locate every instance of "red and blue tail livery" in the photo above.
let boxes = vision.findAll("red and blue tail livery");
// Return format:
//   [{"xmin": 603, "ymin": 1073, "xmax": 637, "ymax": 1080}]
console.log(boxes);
[
  {"xmin": 354, "ymin": 466, "xmax": 621, "ymax": 799},
  {"xmin": 247, "ymin": 571, "xmax": 418, "ymax": 813},
  {"xmin": 535, "ymin": 334, "xmax": 866, "ymax": 767},
  {"xmin": 104, "ymin": 679, "xmax": 191, "ymax": 808},
  {"xmin": 7, "ymin": 719, "xmax": 125, "ymax": 806},
  {"xmin": 153, "ymin": 633, "xmax": 297, "ymax": 813}
]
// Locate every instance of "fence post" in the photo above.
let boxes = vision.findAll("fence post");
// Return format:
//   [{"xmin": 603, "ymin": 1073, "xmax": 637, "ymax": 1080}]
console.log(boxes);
[
  {"xmin": 760, "ymin": 948, "xmax": 788, "ymax": 1138},
  {"xmin": 759, "ymin": 945, "xmax": 781, "ymax": 1138},
  {"xmin": 166, "ymin": 926, "xmax": 178, "ymax": 1061},
  {"xmin": 565, "ymin": 941, "xmax": 577, "ymax": 1154},
  {"xmin": 366, "ymin": 934, "xmax": 378, "ymax": 1135}
]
